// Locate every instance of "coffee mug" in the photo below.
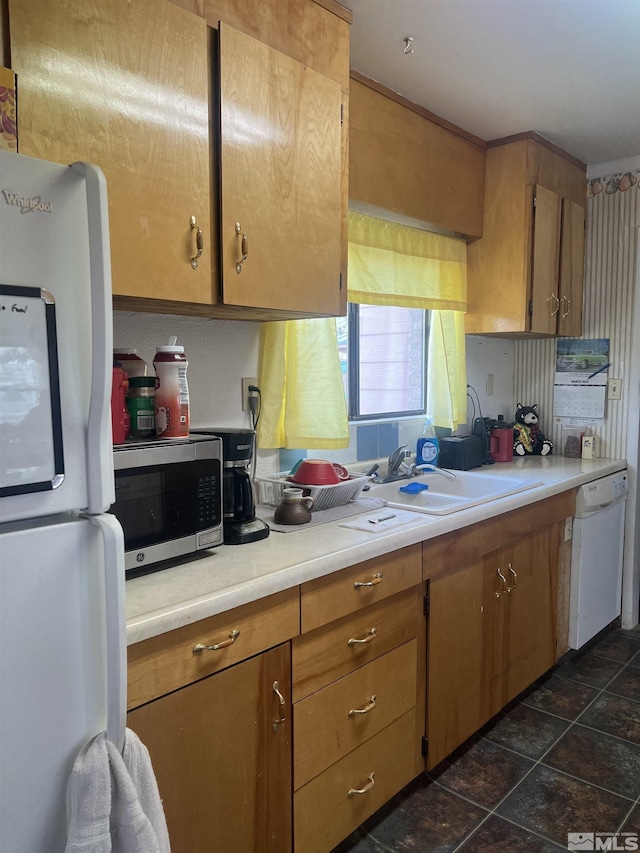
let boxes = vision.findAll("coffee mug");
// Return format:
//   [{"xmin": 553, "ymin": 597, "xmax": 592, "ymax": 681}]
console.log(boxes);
[{"xmin": 274, "ymin": 487, "xmax": 314, "ymax": 525}]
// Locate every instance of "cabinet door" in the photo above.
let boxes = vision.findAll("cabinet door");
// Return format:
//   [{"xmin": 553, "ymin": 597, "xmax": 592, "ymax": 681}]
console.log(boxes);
[
  {"xmin": 501, "ymin": 527, "xmax": 559, "ymax": 704},
  {"xmin": 218, "ymin": 22, "xmax": 342, "ymax": 315},
  {"xmin": 557, "ymin": 199, "xmax": 585, "ymax": 337},
  {"xmin": 529, "ymin": 184, "xmax": 562, "ymax": 334},
  {"xmin": 9, "ymin": 0, "xmax": 213, "ymax": 304},
  {"xmin": 128, "ymin": 643, "xmax": 292, "ymax": 853},
  {"xmin": 427, "ymin": 559, "xmax": 503, "ymax": 769}
]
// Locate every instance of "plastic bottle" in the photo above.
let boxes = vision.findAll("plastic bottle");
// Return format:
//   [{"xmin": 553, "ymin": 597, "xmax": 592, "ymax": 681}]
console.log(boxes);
[
  {"xmin": 127, "ymin": 376, "xmax": 156, "ymax": 438},
  {"xmin": 113, "ymin": 348, "xmax": 147, "ymax": 379},
  {"xmin": 153, "ymin": 337, "xmax": 189, "ymax": 438},
  {"xmin": 417, "ymin": 417, "xmax": 439, "ymax": 465}
]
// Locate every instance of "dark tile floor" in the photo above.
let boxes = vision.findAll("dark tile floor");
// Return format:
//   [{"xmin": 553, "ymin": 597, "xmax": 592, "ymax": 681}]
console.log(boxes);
[{"xmin": 331, "ymin": 623, "xmax": 640, "ymax": 853}]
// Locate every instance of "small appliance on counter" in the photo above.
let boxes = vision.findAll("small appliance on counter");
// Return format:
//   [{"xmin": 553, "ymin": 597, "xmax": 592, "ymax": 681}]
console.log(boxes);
[
  {"xmin": 437, "ymin": 435, "xmax": 483, "ymax": 470},
  {"xmin": 191, "ymin": 428, "xmax": 270, "ymax": 544},
  {"xmin": 473, "ymin": 416, "xmax": 495, "ymax": 465},
  {"xmin": 110, "ymin": 434, "xmax": 223, "ymax": 573}
]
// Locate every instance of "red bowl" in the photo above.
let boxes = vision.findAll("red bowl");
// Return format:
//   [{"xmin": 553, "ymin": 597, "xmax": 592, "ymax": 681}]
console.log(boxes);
[{"xmin": 289, "ymin": 459, "xmax": 340, "ymax": 486}]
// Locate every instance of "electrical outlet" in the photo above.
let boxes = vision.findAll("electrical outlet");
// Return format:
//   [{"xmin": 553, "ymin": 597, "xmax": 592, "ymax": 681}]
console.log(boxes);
[
  {"xmin": 608, "ymin": 378, "xmax": 622, "ymax": 400},
  {"xmin": 486, "ymin": 373, "xmax": 494, "ymax": 396},
  {"xmin": 242, "ymin": 377, "xmax": 258, "ymax": 412}
]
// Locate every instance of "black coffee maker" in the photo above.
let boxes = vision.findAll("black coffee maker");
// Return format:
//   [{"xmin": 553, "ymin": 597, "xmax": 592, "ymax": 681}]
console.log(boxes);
[{"xmin": 192, "ymin": 428, "xmax": 269, "ymax": 545}]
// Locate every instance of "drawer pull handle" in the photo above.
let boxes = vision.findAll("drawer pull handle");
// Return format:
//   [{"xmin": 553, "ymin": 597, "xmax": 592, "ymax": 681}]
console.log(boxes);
[
  {"xmin": 348, "ymin": 772, "xmax": 375, "ymax": 798},
  {"xmin": 354, "ymin": 572, "xmax": 383, "ymax": 589},
  {"xmin": 508, "ymin": 563, "xmax": 518, "ymax": 589},
  {"xmin": 561, "ymin": 296, "xmax": 571, "ymax": 319},
  {"xmin": 348, "ymin": 627, "xmax": 377, "ymax": 647},
  {"xmin": 193, "ymin": 629, "xmax": 240, "ymax": 653},
  {"xmin": 272, "ymin": 681, "xmax": 286, "ymax": 732},
  {"xmin": 348, "ymin": 695, "xmax": 377, "ymax": 717}
]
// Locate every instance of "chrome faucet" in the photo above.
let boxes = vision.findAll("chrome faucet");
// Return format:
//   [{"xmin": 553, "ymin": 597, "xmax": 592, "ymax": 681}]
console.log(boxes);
[{"xmin": 387, "ymin": 444, "xmax": 412, "ymax": 477}]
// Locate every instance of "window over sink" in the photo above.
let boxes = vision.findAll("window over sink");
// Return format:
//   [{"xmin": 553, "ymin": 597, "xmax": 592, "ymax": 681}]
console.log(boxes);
[{"xmin": 338, "ymin": 304, "xmax": 429, "ymax": 421}]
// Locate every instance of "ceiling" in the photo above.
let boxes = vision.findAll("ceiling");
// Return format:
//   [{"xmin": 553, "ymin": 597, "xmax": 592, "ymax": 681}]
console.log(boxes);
[{"xmin": 344, "ymin": 0, "xmax": 640, "ymax": 167}]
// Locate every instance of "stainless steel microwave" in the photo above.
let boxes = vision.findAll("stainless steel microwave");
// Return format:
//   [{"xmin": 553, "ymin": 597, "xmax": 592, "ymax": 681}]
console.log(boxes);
[{"xmin": 109, "ymin": 435, "xmax": 223, "ymax": 574}]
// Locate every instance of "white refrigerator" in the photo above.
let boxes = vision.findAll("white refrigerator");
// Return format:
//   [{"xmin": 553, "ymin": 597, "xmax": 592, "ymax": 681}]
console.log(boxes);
[{"xmin": 0, "ymin": 150, "xmax": 127, "ymax": 851}]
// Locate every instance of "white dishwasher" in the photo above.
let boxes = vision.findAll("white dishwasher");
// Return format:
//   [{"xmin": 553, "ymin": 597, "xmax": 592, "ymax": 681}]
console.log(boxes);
[{"xmin": 569, "ymin": 471, "xmax": 628, "ymax": 649}]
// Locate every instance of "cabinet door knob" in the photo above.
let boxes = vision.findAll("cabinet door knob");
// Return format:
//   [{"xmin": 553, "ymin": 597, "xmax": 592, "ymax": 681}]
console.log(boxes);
[
  {"xmin": 354, "ymin": 572, "xmax": 383, "ymax": 589},
  {"xmin": 561, "ymin": 297, "xmax": 571, "ymax": 318},
  {"xmin": 235, "ymin": 222, "xmax": 248, "ymax": 273},
  {"xmin": 547, "ymin": 292, "xmax": 560, "ymax": 316},
  {"xmin": 193, "ymin": 628, "xmax": 240, "ymax": 653},
  {"xmin": 508, "ymin": 563, "xmax": 518, "ymax": 589},
  {"xmin": 272, "ymin": 680, "xmax": 286, "ymax": 731},
  {"xmin": 348, "ymin": 695, "xmax": 377, "ymax": 717},
  {"xmin": 189, "ymin": 215, "xmax": 203, "ymax": 270},
  {"xmin": 348, "ymin": 627, "xmax": 377, "ymax": 647},
  {"xmin": 348, "ymin": 772, "xmax": 375, "ymax": 798}
]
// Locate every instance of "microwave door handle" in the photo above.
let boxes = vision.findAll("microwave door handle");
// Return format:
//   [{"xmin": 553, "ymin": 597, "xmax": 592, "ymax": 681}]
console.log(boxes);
[
  {"xmin": 88, "ymin": 513, "xmax": 126, "ymax": 753},
  {"xmin": 71, "ymin": 162, "xmax": 114, "ymax": 514}
]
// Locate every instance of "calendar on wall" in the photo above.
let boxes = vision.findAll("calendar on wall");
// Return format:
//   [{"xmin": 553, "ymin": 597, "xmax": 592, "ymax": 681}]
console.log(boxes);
[{"xmin": 553, "ymin": 338, "xmax": 610, "ymax": 419}]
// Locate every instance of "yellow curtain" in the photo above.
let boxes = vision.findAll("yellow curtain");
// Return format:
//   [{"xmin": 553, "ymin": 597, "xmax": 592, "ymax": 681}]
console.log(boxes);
[
  {"xmin": 348, "ymin": 211, "xmax": 468, "ymax": 430},
  {"xmin": 348, "ymin": 211, "xmax": 467, "ymax": 310},
  {"xmin": 427, "ymin": 311, "xmax": 468, "ymax": 430},
  {"xmin": 257, "ymin": 318, "xmax": 349, "ymax": 450}
]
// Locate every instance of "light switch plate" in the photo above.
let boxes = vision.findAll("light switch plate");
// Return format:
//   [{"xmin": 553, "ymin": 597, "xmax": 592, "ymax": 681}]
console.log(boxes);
[{"xmin": 608, "ymin": 379, "xmax": 622, "ymax": 400}]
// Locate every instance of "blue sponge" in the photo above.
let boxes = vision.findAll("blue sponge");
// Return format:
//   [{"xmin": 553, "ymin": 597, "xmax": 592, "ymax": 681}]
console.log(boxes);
[{"xmin": 398, "ymin": 482, "xmax": 429, "ymax": 494}]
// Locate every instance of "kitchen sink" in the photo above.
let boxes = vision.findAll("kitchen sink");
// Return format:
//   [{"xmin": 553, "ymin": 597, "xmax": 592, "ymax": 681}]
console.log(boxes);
[{"xmin": 366, "ymin": 469, "xmax": 543, "ymax": 515}]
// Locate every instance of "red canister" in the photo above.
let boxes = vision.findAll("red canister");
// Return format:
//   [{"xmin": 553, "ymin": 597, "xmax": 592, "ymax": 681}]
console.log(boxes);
[
  {"xmin": 111, "ymin": 364, "xmax": 130, "ymax": 445},
  {"xmin": 489, "ymin": 419, "xmax": 514, "ymax": 463}
]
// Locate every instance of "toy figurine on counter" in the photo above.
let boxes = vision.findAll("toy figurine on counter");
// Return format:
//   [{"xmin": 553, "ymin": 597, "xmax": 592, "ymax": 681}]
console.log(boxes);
[{"xmin": 513, "ymin": 403, "xmax": 553, "ymax": 456}]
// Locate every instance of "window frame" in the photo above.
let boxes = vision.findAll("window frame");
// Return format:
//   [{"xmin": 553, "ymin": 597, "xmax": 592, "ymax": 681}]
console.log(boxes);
[{"xmin": 344, "ymin": 303, "xmax": 429, "ymax": 422}]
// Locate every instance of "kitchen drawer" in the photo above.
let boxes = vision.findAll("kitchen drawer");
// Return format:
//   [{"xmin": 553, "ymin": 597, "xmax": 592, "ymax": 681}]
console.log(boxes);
[
  {"xmin": 294, "ymin": 639, "xmax": 418, "ymax": 790},
  {"xmin": 300, "ymin": 543, "xmax": 422, "ymax": 632},
  {"xmin": 292, "ymin": 586, "xmax": 423, "ymax": 703},
  {"xmin": 294, "ymin": 711, "xmax": 419, "ymax": 853},
  {"xmin": 127, "ymin": 587, "xmax": 300, "ymax": 709}
]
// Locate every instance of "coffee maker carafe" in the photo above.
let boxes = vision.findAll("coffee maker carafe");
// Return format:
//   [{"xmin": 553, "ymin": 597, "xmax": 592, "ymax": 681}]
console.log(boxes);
[{"xmin": 192, "ymin": 428, "xmax": 269, "ymax": 544}]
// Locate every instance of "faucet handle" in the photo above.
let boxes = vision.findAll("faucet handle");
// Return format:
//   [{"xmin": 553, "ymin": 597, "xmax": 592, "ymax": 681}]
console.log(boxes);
[{"xmin": 388, "ymin": 444, "xmax": 411, "ymax": 474}]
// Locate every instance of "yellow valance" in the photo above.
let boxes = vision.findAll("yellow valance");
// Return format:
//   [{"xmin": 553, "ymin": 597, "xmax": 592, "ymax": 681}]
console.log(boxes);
[{"xmin": 348, "ymin": 210, "xmax": 467, "ymax": 311}]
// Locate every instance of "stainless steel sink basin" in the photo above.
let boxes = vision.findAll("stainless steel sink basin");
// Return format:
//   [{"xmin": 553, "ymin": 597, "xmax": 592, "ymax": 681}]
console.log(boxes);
[{"xmin": 367, "ymin": 470, "xmax": 543, "ymax": 515}]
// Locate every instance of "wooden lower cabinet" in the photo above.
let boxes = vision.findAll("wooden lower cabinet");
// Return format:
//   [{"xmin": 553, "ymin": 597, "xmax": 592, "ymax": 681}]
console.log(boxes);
[
  {"xmin": 426, "ymin": 519, "xmax": 565, "ymax": 769},
  {"xmin": 128, "ymin": 642, "xmax": 292, "ymax": 853}
]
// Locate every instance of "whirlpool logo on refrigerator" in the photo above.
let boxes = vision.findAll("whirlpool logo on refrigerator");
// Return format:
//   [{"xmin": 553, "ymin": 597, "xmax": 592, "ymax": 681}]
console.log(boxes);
[{"xmin": 2, "ymin": 188, "xmax": 53, "ymax": 213}]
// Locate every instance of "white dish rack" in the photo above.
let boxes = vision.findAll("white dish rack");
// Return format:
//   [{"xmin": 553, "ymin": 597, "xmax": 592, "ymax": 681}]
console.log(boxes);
[{"xmin": 256, "ymin": 472, "xmax": 368, "ymax": 511}]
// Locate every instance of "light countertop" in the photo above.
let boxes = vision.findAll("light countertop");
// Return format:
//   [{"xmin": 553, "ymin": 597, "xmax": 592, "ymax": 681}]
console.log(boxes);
[{"xmin": 125, "ymin": 456, "xmax": 626, "ymax": 645}]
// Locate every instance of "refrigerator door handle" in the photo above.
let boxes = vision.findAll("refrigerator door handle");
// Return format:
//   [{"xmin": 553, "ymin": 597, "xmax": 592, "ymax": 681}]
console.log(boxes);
[
  {"xmin": 88, "ymin": 513, "xmax": 126, "ymax": 753},
  {"xmin": 71, "ymin": 162, "xmax": 115, "ymax": 514}
]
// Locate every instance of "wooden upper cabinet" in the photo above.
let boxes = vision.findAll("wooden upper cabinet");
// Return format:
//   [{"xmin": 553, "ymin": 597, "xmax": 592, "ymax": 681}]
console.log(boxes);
[
  {"xmin": 466, "ymin": 134, "xmax": 586, "ymax": 337},
  {"xmin": 558, "ymin": 199, "xmax": 585, "ymax": 337},
  {"xmin": 217, "ymin": 22, "xmax": 343, "ymax": 315},
  {"xmin": 9, "ymin": 0, "xmax": 213, "ymax": 304},
  {"xmin": 349, "ymin": 76, "xmax": 486, "ymax": 238}
]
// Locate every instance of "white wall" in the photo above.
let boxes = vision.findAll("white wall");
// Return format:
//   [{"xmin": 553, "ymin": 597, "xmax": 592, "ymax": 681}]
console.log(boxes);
[
  {"xmin": 464, "ymin": 336, "xmax": 515, "ymax": 430},
  {"xmin": 113, "ymin": 311, "xmax": 279, "ymax": 477}
]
